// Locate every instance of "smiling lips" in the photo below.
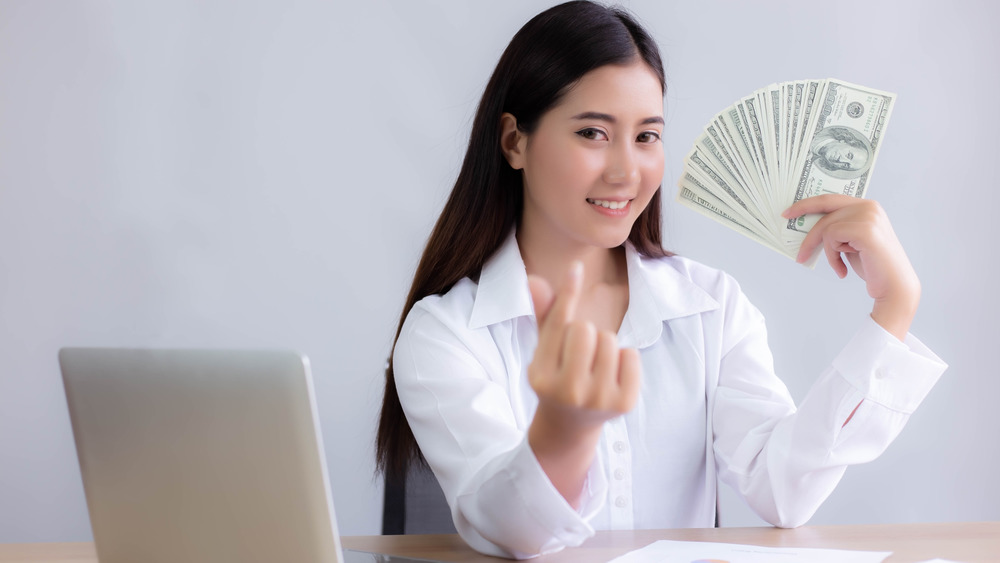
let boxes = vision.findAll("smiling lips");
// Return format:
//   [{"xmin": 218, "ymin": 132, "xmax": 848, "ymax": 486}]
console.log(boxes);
[{"xmin": 586, "ymin": 197, "xmax": 631, "ymax": 215}]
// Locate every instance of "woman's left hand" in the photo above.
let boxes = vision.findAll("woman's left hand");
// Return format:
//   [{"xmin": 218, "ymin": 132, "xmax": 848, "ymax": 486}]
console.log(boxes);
[{"xmin": 782, "ymin": 194, "xmax": 921, "ymax": 341}]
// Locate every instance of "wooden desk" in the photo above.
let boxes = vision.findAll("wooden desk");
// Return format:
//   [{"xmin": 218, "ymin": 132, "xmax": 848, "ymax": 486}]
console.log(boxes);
[
  {"xmin": 345, "ymin": 523, "xmax": 1000, "ymax": 562},
  {"xmin": 1, "ymin": 522, "xmax": 997, "ymax": 562}
]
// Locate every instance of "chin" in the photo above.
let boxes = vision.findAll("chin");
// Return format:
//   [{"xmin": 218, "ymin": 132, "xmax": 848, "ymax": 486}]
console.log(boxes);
[{"xmin": 587, "ymin": 229, "xmax": 633, "ymax": 250}]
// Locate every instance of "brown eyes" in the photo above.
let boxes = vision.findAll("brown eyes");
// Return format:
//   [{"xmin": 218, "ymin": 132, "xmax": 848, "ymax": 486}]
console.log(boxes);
[
  {"xmin": 575, "ymin": 128, "xmax": 661, "ymax": 143},
  {"xmin": 576, "ymin": 128, "xmax": 608, "ymax": 141}
]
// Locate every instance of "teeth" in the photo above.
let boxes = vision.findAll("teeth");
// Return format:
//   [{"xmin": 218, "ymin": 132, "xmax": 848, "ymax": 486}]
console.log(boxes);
[{"xmin": 587, "ymin": 198, "xmax": 628, "ymax": 210}]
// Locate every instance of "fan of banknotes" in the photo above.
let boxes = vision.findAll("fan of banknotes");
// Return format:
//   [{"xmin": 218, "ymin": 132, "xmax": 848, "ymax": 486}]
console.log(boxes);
[{"xmin": 676, "ymin": 78, "xmax": 896, "ymax": 264}]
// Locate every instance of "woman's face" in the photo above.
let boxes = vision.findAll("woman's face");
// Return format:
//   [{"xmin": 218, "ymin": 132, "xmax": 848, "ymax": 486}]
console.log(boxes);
[{"xmin": 514, "ymin": 60, "xmax": 665, "ymax": 251}]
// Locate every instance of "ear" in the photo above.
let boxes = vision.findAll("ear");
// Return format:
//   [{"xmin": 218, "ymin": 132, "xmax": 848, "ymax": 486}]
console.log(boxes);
[{"xmin": 499, "ymin": 112, "xmax": 527, "ymax": 170}]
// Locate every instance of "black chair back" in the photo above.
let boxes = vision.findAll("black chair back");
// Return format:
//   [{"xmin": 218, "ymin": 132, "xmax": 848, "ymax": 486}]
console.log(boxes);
[{"xmin": 382, "ymin": 464, "xmax": 456, "ymax": 535}]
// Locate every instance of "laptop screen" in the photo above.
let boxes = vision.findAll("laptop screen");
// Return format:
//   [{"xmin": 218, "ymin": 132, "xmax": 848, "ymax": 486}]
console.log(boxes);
[{"xmin": 60, "ymin": 348, "xmax": 345, "ymax": 563}]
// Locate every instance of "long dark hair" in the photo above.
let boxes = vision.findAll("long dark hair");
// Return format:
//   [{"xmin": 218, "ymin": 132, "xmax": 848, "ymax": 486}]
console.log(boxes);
[{"xmin": 376, "ymin": 0, "xmax": 670, "ymax": 486}]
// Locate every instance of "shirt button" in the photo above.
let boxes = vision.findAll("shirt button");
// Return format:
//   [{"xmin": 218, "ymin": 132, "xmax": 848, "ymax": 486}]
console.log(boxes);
[
  {"xmin": 614, "ymin": 468, "xmax": 625, "ymax": 480},
  {"xmin": 615, "ymin": 496, "xmax": 628, "ymax": 508},
  {"xmin": 613, "ymin": 441, "xmax": 627, "ymax": 454}
]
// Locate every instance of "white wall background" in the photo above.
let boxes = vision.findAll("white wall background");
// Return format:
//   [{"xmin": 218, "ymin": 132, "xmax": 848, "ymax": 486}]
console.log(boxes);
[{"xmin": 1, "ymin": 0, "xmax": 997, "ymax": 541}]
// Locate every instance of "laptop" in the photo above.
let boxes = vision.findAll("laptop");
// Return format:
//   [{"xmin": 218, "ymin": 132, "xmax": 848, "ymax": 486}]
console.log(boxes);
[{"xmin": 59, "ymin": 348, "xmax": 436, "ymax": 563}]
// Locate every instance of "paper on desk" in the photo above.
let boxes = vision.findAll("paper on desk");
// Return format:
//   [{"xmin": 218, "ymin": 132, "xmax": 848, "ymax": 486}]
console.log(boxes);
[{"xmin": 608, "ymin": 539, "xmax": 891, "ymax": 563}]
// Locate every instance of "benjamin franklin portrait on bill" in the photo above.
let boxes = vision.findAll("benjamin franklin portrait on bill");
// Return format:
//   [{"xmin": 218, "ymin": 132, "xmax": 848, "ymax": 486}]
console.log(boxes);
[{"xmin": 809, "ymin": 125, "xmax": 873, "ymax": 180}]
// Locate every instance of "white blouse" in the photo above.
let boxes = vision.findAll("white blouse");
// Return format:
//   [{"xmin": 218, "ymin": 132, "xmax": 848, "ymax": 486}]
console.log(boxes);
[{"xmin": 392, "ymin": 232, "xmax": 947, "ymax": 559}]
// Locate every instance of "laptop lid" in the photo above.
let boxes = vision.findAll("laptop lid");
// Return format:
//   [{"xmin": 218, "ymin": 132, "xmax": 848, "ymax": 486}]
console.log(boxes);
[{"xmin": 59, "ymin": 348, "xmax": 345, "ymax": 563}]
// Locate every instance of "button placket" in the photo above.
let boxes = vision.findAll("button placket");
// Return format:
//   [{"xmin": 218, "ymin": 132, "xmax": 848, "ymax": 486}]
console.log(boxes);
[{"xmin": 605, "ymin": 418, "xmax": 633, "ymax": 529}]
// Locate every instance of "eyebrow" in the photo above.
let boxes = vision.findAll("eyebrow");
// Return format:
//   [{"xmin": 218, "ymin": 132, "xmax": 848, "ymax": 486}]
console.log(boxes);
[{"xmin": 571, "ymin": 111, "xmax": 664, "ymax": 126}]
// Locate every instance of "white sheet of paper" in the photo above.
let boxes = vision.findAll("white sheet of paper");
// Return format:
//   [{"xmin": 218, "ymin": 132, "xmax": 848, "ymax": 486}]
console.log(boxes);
[{"xmin": 608, "ymin": 539, "xmax": 891, "ymax": 563}]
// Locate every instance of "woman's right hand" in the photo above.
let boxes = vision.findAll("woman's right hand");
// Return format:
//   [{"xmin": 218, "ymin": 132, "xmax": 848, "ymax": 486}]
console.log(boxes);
[{"xmin": 526, "ymin": 262, "xmax": 641, "ymax": 506}]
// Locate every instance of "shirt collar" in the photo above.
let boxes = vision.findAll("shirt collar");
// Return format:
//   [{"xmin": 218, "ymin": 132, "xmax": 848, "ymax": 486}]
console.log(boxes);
[
  {"xmin": 469, "ymin": 230, "xmax": 534, "ymax": 329},
  {"xmin": 619, "ymin": 242, "xmax": 720, "ymax": 348},
  {"xmin": 468, "ymin": 231, "xmax": 720, "ymax": 345}
]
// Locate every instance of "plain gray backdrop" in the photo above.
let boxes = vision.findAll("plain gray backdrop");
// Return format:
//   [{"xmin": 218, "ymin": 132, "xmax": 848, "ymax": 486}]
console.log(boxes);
[{"xmin": 1, "ymin": 0, "xmax": 997, "ymax": 541}]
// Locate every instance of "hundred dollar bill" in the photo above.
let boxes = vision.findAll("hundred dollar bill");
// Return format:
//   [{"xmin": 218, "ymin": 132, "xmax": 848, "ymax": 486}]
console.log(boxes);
[
  {"xmin": 793, "ymin": 80, "xmax": 823, "ymax": 166},
  {"xmin": 684, "ymin": 148, "xmax": 763, "ymax": 229},
  {"xmin": 785, "ymin": 81, "xmax": 805, "ymax": 189},
  {"xmin": 677, "ymin": 78, "xmax": 895, "ymax": 266},
  {"xmin": 784, "ymin": 79, "xmax": 896, "ymax": 235},
  {"xmin": 767, "ymin": 86, "xmax": 783, "ymax": 185},
  {"xmin": 678, "ymin": 180, "xmax": 785, "ymax": 255},
  {"xmin": 741, "ymin": 92, "xmax": 775, "ymax": 213}
]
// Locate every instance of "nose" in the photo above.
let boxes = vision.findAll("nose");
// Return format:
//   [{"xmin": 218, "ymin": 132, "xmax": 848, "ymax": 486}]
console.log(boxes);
[{"xmin": 603, "ymin": 141, "xmax": 640, "ymax": 185}]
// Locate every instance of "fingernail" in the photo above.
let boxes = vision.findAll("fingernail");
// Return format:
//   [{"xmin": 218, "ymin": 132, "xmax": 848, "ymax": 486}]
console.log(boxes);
[
  {"xmin": 570, "ymin": 260, "xmax": 583, "ymax": 281},
  {"xmin": 781, "ymin": 209, "xmax": 792, "ymax": 219}
]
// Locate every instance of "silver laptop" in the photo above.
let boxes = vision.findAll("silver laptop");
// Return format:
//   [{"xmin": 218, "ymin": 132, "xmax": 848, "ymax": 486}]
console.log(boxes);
[{"xmin": 59, "ymin": 348, "xmax": 435, "ymax": 563}]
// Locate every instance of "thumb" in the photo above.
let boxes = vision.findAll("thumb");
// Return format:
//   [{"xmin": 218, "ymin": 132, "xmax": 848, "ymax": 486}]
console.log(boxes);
[{"xmin": 527, "ymin": 274, "xmax": 555, "ymax": 324}]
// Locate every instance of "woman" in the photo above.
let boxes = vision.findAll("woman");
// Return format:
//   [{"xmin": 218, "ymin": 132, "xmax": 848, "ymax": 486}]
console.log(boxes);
[{"xmin": 376, "ymin": 2, "xmax": 946, "ymax": 558}]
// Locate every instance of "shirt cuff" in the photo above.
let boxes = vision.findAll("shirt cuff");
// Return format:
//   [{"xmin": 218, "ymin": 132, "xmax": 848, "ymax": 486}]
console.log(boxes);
[
  {"xmin": 832, "ymin": 316, "xmax": 948, "ymax": 414},
  {"xmin": 508, "ymin": 438, "xmax": 603, "ymax": 547}
]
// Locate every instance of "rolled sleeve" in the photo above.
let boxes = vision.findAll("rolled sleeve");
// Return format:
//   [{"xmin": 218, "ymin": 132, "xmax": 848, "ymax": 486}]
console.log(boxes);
[
  {"xmin": 712, "ymin": 285, "xmax": 949, "ymax": 529},
  {"xmin": 833, "ymin": 316, "xmax": 948, "ymax": 414},
  {"xmin": 457, "ymin": 439, "xmax": 601, "ymax": 559},
  {"xmin": 394, "ymin": 300, "xmax": 599, "ymax": 559}
]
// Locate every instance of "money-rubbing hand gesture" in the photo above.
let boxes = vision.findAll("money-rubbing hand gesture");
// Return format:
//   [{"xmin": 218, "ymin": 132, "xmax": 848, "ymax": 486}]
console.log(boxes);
[
  {"xmin": 526, "ymin": 262, "xmax": 641, "ymax": 507},
  {"xmin": 783, "ymin": 194, "xmax": 921, "ymax": 341}
]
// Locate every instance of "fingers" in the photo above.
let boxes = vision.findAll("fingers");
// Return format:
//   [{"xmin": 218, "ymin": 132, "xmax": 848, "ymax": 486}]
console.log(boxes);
[
  {"xmin": 790, "ymin": 197, "xmax": 882, "ymax": 264},
  {"xmin": 533, "ymin": 262, "xmax": 583, "ymax": 367},
  {"xmin": 591, "ymin": 330, "xmax": 620, "ymax": 400},
  {"xmin": 797, "ymin": 215, "xmax": 841, "ymax": 264},
  {"xmin": 562, "ymin": 321, "xmax": 598, "ymax": 383},
  {"xmin": 796, "ymin": 229, "xmax": 824, "ymax": 264},
  {"xmin": 528, "ymin": 260, "xmax": 641, "ymax": 422},
  {"xmin": 824, "ymin": 240, "xmax": 848, "ymax": 278},
  {"xmin": 591, "ymin": 330, "xmax": 619, "ymax": 379},
  {"xmin": 803, "ymin": 215, "xmax": 860, "ymax": 273},
  {"xmin": 844, "ymin": 251, "xmax": 865, "ymax": 279},
  {"xmin": 545, "ymin": 261, "xmax": 583, "ymax": 330},
  {"xmin": 786, "ymin": 195, "xmax": 920, "ymax": 339},
  {"xmin": 527, "ymin": 275, "xmax": 555, "ymax": 324},
  {"xmin": 799, "ymin": 204, "xmax": 869, "ymax": 261},
  {"xmin": 781, "ymin": 193, "xmax": 858, "ymax": 219},
  {"xmin": 786, "ymin": 196, "xmax": 851, "ymax": 264},
  {"xmin": 557, "ymin": 325, "xmax": 639, "ymax": 414}
]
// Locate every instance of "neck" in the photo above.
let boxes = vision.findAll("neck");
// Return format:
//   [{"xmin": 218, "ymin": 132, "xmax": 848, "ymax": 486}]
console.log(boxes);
[{"xmin": 516, "ymin": 227, "xmax": 626, "ymax": 292}]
